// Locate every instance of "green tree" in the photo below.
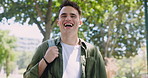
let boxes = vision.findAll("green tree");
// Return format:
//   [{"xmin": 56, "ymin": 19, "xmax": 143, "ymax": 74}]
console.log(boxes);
[
  {"xmin": 0, "ymin": 30, "xmax": 16, "ymax": 78},
  {"xmin": 91, "ymin": 0, "xmax": 144, "ymax": 58},
  {"xmin": 0, "ymin": 0, "xmax": 145, "ymax": 58},
  {"xmin": 76, "ymin": 0, "xmax": 145, "ymax": 58},
  {"xmin": 0, "ymin": 0, "xmax": 108, "ymax": 41}
]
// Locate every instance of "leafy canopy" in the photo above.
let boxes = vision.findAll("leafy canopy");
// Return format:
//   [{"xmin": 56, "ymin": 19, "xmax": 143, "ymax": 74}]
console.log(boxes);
[{"xmin": 0, "ymin": 0, "xmax": 145, "ymax": 59}]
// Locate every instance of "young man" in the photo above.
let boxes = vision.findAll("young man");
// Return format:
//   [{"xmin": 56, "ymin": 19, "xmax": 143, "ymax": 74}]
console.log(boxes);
[{"xmin": 24, "ymin": 1, "xmax": 107, "ymax": 78}]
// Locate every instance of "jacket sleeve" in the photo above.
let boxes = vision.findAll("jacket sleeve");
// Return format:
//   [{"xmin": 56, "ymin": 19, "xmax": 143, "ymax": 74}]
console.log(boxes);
[
  {"xmin": 95, "ymin": 47, "xmax": 107, "ymax": 78},
  {"xmin": 23, "ymin": 41, "xmax": 48, "ymax": 78},
  {"xmin": 23, "ymin": 63, "xmax": 39, "ymax": 78}
]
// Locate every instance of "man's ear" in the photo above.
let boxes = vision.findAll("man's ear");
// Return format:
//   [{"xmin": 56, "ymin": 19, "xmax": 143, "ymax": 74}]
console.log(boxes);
[
  {"xmin": 80, "ymin": 20, "xmax": 83, "ymax": 25},
  {"xmin": 79, "ymin": 20, "xmax": 83, "ymax": 27}
]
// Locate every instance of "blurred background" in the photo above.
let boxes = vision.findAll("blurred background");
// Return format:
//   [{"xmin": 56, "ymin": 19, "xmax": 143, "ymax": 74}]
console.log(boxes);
[{"xmin": 0, "ymin": 0, "xmax": 147, "ymax": 78}]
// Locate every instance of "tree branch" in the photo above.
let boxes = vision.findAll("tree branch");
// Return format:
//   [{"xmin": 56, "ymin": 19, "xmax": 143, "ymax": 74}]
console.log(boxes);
[
  {"xmin": 51, "ymin": 15, "xmax": 58, "ymax": 26},
  {"xmin": 33, "ymin": 0, "xmax": 45, "ymax": 22},
  {"xmin": 31, "ymin": 15, "xmax": 45, "ymax": 37},
  {"xmin": 45, "ymin": 0, "xmax": 52, "ymax": 24}
]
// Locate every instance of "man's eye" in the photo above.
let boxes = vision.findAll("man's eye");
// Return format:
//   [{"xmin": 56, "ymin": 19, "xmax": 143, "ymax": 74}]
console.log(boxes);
[
  {"xmin": 61, "ymin": 15, "xmax": 67, "ymax": 18},
  {"xmin": 71, "ymin": 15, "xmax": 76, "ymax": 18}
]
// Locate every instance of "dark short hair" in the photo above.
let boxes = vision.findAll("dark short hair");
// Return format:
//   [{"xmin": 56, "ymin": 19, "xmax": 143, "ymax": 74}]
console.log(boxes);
[{"xmin": 59, "ymin": 1, "xmax": 81, "ymax": 16}]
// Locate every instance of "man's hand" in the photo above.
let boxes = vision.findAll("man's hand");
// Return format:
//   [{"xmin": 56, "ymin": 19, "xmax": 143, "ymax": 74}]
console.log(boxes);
[
  {"xmin": 38, "ymin": 46, "xmax": 59, "ymax": 77},
  {"xmin": 44, "ymin": 46, "xmax": 59, "ymax": 63}
]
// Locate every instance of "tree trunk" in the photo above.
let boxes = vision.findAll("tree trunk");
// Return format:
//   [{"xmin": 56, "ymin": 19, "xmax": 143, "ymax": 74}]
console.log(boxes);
[
  {"xmin": 39, "ymin": 0, "xmax": 69, "ymax": 42},
  {"xmin": 43, "ymin": 0, "xmax": 53, "ymax": 41},
  {"xmin": 43, "ymin": 26, "xmax": 52, "ymax": 41}
]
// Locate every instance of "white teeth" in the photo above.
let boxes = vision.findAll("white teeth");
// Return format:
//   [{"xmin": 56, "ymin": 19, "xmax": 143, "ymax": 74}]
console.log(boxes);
[
  {"xmin": 64, "ymin": 24, "xmax": 72, "ymax": 26},
  {"xmin": 64, "ymin": 23, "xmax": 73, "ymax": 27}
]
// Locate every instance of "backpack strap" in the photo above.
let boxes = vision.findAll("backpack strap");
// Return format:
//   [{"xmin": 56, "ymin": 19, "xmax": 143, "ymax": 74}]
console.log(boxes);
[
  {"xmin": 42, "ymin": 39, "xmax": 56, "ymax": 78},
  {"xmin": 47, "ymin": 39, "xmax": 56, "ymax": 47}
]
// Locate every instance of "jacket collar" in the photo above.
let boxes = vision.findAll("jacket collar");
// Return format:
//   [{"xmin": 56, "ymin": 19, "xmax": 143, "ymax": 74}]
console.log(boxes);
[
  {"xmin": 79, "ymin": 38, "xmax": 87, "ymax": 49},
  {"xmin": 54, "ymin": 37, "xmax": 61, "ymax": 46}
]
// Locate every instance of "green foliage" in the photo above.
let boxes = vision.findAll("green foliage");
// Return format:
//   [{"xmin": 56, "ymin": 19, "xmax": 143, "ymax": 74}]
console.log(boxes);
[
  {"xmin": 0, "ymin": 30, "xmax": 17, "ymax": 77},
  {"xmin": 77, "ymin": 0, "xmax": 145, "ymax": 59},
  {"xmin": 0, "ymin": 30, "xmax": 16, "ymax": 64},
  {"xmin": 0, "ymin": 0, "xmax": 145, "ymax": 59}
]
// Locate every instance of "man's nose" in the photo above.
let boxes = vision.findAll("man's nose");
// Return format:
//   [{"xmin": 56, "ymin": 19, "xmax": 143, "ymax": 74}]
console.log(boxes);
[{"xmin": 65, "ymin": 16, "xmax": 71, "ymax": 21}]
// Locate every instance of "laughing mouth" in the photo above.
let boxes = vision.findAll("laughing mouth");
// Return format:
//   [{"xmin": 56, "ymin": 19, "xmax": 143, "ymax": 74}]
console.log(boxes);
[{"xmin": 64, "ymin": 24, "xmax": 73, "ymax": 27}]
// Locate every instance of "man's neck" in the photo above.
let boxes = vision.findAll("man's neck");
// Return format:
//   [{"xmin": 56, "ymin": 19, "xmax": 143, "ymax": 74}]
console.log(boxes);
[{"xmin": 61, "ymin": 34, "xmax": 79, "ymax": 45}]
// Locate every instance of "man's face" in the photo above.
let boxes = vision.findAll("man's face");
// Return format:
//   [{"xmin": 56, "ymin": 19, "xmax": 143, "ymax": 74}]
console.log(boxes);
[{"xmin": 57, "ymin": 6, "xmax": 82, "ymax": 34}]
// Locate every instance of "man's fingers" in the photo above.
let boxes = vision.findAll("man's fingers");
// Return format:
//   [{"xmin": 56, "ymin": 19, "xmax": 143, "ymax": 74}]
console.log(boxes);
[
  {"xmin": 55, "ymin": 54, "xmax": 59, "ymax": 58},
  {"xmin": 48, "ymin": 46, "xmax": 59, "ymax": 51},
  {"xmin": 44, "ymin": 46, "xmax": 59, "ymax": 63},
  {"xmin": 51, "ymin": 46, "xmax": 58, "ymax": 49},
  {"xmin": 53, "ymin": 52, "xmax": 59, "ymax": 57},
  {"xmin": 54, "ymin": 48, "xmax": 59, "ymax": 51}
]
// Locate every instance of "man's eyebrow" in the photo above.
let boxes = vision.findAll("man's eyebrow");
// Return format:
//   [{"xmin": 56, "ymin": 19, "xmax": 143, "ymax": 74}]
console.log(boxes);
[
  {"xmin": 60, "ymin": 13, "xmax": 76, "ymax": 15},
  {"xmin": 61, "ymin": 13, "xmax": 67, "ymax": 15},
  {"xmin": 70, "ymin": 13, "xmax": 76, "ymax": 16}
]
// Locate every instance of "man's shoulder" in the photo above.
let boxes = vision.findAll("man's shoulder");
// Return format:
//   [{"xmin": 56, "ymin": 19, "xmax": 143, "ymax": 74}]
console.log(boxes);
[
  {"xmin": 83, "ymin": 41, "xmax": 100, "ymax": 57},
  {"xmin": 85, "ymin": 42, "xmax": 96, "ymax": 48},
  {"xmin": 37, "ymin": 40, "xmax": 48, "ymax": 49}
]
